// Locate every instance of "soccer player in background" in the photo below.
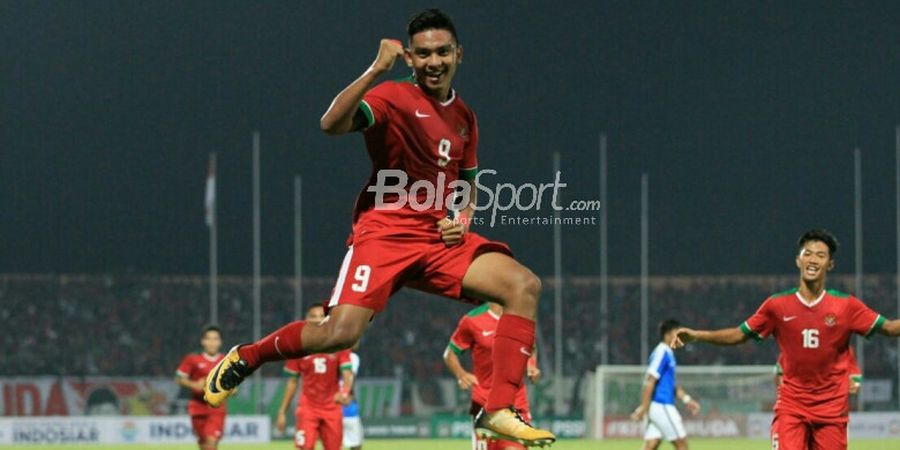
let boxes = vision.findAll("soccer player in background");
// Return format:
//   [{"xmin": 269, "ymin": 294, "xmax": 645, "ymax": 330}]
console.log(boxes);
[
  {"xmin": 630, "ymin": 319, "xmax": 701, "ymax": 450},
  {"xmin": 275, "ymin": 304, "xmax": 354, "ymax": 450},
  {"xmin": 444, "ymin": 302, "xmax": 541, "ymax": 450},
  {"xmin": 204, "ymin": 8, "xmax": 554, "ymax": 446},
  {"xmin": 342, "ymin": 343, "xmax": 364, "ymax": 450},
  {"xmin": 176, "ymin": 326, "xmax": 226, "ymax": 450},
  {"xmin": 775, "ymin": 347, "xmax": 862, "ymax": 395},
  {"xmin": 671, "ymin": 229, "xmax": 900, "ymax": 450}
]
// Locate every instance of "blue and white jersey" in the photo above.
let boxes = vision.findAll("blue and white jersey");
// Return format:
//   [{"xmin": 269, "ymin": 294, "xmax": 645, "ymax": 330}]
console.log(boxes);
[
  {"xmin": 646, "ymin": 342, "xmax": 677, "ymax": 405},
  {"xmin": 342, "ymin": 352, "xmax": 361, "ymax": 418}
]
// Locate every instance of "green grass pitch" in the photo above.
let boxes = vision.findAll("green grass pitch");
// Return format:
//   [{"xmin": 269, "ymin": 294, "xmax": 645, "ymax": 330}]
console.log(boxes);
[{"xmin": 5, "ymin": 439, "xmax": 900, "ymax": 450}]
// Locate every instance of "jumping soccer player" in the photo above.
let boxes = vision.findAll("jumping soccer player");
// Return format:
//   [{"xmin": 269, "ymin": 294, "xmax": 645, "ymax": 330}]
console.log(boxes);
[
  {"xmin": 630, "ymin": 319, "xmax": 701, "ymax": 450},
  {"xmin": 671, "ymin": 229, "xmax": 900, "ymax": 450},
  {"xmin": 342, "ymin": 344, "xmax": 364, "ymax": 450},
  {"xmin": 204, "ymin": 8, "xmax": 554, "ymax": 446},
  {"xmin": 444, "ymin": 302, "xmax": 541, "ymax": 450},
  {"xmin": 275, "ymin": 304, "xmax": 354, "ymax": 450},
  {"xmin": 176, "ymin": 326, "xmax": 226, "ymax": 450}
]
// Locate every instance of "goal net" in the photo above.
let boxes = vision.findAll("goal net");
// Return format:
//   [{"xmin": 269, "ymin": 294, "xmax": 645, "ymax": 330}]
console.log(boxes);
[{"xmin": 586, "ymin": 365, "xmax": 776, "ymax": 439}]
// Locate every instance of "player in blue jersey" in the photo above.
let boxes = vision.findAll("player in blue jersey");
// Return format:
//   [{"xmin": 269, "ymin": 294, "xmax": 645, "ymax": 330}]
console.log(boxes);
[
  {"xmin": 631, "ymin": 319, "xmax": 701, "ymax": 450},
  {"xmin": 342, "ymin": 347, "xmax": 363, "ymax": 450}
]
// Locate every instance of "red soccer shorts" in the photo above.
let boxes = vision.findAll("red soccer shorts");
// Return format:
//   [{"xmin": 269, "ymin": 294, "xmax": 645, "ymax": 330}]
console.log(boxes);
[
  {"xmin": 295, "ymin": 406, "xmax": 343, "ymax": 450},
  {"xmin": 190, "ymin": 413, "xmax": 225, "ymax": 443},
  {"xmin": 327, "ymin": 231, "xmax": 511, "ymax": 313},
  {"xmin": 772, "ymin": 413, "xmax": 848, "ymax": 450}
]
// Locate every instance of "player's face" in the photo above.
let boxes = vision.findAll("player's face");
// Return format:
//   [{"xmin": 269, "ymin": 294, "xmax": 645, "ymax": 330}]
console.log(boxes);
[
  {"xmin": 305, "ymin": 306, "xmax": 326, "ymax": 324},
  {"xmin": 795, "ymin": 240, "xmax": 834, "ymax": 282},
  {"xmin": 201, "ymin": 330, "xmax": 222, "ymax": 355},
  {"xmin": 405, "ymin": 29, "xmax": 462, "ymax": 99}
]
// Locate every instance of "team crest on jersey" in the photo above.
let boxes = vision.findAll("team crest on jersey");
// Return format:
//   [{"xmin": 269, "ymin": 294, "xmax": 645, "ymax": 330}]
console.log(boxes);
[
  {"xmin": 457, "ymin": 124, "xmax": 468, "ymax": 137},
  {"xmin": 824, "ymin": 313, "xmax": 837, "ymax": 327}
]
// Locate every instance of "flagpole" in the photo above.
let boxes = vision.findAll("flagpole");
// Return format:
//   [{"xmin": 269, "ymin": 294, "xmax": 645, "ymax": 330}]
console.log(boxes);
[
  {"xmin": 294, "ymin": 176, "xmax": 303, "ymax": 319},
  {"xmin": 553, "ymin": 152, "xmax": 563, "ymax": 384},
  {"xmin": 641, "ymin": 173, "xmax": 649, "ymax": 362},
  {"xmin": 252, "ymin": 131, "xmax": 262, "ymax": 414},
  {"xmin": 207, "ymin": 152, "xmax": 218, "ymax": 325},
  {"xmin": 853, "ymin": 148, "xmax": 864, "ymax": 412},
  {"xmin": 599, "ymin": 133, "xmax": 609, "ymax": 366}
]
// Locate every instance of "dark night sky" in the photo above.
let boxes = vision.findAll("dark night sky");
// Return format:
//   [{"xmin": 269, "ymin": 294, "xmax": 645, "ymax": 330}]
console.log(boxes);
[{"xmin": 3, "ymin": 1, "xmax": 899, "ymax": 277}]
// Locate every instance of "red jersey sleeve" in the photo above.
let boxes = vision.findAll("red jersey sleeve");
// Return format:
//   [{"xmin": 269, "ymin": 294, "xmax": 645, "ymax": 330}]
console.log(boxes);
[
  {"xmin": 338, "ymin": 350, "xmax": 353, "ymax": 372},
  {"xmin": 358, "ymin": 82, "xmax": 395, "ymax": 130},
  {"xmin": 459, "ymin": 112, "xmax": 479, "ymax": 181},
  {"xmin": 448, "ymin": 317, "xmax": 473, "ymax": 355},
  {"xmin": 283, "ymin": 358, "xmax": 301, "ymax": 378},
  {"xmin": 175, "ymin": 354, "xmax": 193, "ymax": 378},
  {"xmin": 740, "ymin": 298, "xmax": 777, "ymax": 341},
  {"xmin": 847, "ymin": 296, "xmax": 885, "ymax": 338}
]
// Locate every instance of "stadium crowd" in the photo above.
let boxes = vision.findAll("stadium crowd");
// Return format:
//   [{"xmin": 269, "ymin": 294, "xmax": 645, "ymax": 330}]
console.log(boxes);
[{"xmin": 2, "ymin": 273, "xmax": 897, "ymax": 383}]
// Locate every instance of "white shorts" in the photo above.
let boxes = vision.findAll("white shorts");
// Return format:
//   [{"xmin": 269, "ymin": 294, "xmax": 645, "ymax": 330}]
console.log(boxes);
[
  {"xmin": 644, "ymin": 402, "xmax": 687, "ymax": 442},
  {"xmin": 342, "ymin": 416, "xmax": 363, "ymax": 448}
]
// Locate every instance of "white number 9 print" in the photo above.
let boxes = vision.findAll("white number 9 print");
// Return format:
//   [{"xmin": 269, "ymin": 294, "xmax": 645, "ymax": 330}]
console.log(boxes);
[
  {"xmin": 351, "ymin": 265, "xmax": 371, "ymax": 292},
  {"xmin": 437, "ymin": 138, "xmax": 451, "ymax": 167}
]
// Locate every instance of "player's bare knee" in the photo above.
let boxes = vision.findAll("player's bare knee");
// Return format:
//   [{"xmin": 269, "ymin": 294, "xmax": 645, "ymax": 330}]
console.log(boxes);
[{"xmin": 504, "ymin": 270, "xmax": 541, "ymax": 312}]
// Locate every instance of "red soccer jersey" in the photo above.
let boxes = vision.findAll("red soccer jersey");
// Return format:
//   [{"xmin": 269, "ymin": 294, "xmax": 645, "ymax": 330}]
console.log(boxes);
[
  {"xmin": 448, "ymin": 304, "xmax": 533, "ymax": 411},
  {"xmin": 284, "ymin": 350, "xmax": 353, "ymax": 411},
  {"xmin": 176, "ymin": 352, "xmax": 225, "ymax": 415},
  {"xmin": 353, "ymin": 77, "xmax": 478, "ymax": 239},
  {"xmin": 742, "ymin": 288, "xmax": 884, "ymax": 421}
]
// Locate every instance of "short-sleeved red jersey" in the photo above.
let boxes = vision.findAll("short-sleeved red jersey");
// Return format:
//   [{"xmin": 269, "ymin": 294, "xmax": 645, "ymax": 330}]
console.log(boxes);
[
  {"xmin": 284, "ymin": 350, "xmax": 353, "ymax": 411},
  {"xmin": 448, "ymin": 304, "xmax": 533, "ymax": 411},
  {"xmin": 742, "ymin": 288, "xmax": 884, "ymax": 421},
  {"xmin": 176, "ymin": 352, "xmax": 225, "ymax": 415},
  {"xmin": 352, "ymin": 77, "xmax": 478, "ymax": 241}
]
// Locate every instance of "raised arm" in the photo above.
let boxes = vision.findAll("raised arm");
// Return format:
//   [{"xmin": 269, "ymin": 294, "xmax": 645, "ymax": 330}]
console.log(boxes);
[
  {"xmin": 319, "ymin": 39, "xmax": 404, "ymax": 135},
  {"xmin": 671, "ymin": 326, "xmax": 749, "ymax": 348}
]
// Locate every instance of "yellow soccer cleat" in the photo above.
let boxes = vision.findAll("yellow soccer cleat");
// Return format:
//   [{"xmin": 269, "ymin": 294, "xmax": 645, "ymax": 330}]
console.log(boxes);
[
  {"xmin": 474, "ymin": 407, "xmax": 556, "ymax": 447},
  {"xmin": 203, "ymin": 345, "xmax": 253, "ymax": 407}
]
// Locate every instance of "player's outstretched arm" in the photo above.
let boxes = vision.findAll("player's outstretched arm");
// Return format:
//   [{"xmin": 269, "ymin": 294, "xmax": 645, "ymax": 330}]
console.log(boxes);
[
  {"xmin": 443, "ymin": 346, "xmax": 478, "ymax": 390},
  {"xmin": 320, "ymin": 39, "xmax": 404, "ymax": 135},
  {"xmin": 878, "ymin": 318, "xmax": 900, "ymax": 337},
  {"xmin": 671, "ymin": 326, "xmax": 748, "ymax": 348},
  {"xmin": 275, "ymin": 377, "xmax": 298, "ymax": 435}
]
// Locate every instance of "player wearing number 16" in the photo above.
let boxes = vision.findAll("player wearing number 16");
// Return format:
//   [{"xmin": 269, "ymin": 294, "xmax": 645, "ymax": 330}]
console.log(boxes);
[
  {"xmin": 671, "ymin": 229, "xmax": 900, "ymax": 450},
  {"xmin": 203, "ymin": 8, "xmax": 554, "ymax": 447},
  {"xmin": 275, "ymin": 304, "xmax": 354, "ymax": 450}
]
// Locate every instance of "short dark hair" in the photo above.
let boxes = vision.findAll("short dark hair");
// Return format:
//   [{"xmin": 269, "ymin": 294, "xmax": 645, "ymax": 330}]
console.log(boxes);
[
  {"xmin": 798, "ymin": 229, "xmax": 839, "ymax": 257},
  {"xmin": 307, "ymin": 302, "xmax": 325, "ymax": 313},
  {"xmin": 407, "ymin": 8, "xmax": 458, "ymax": 43},
  {"xmin": 202, "ymin": 325, "xmax": 221, "ymax": 338},
  {"xmin": 659, "ymin": 319, "xmax": 680, "ymax": 339}
]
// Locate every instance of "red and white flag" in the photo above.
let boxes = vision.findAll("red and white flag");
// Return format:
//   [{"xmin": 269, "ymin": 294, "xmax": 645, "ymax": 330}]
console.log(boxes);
[{"xmin": 205, "ymin": 153, "xmax": 216, "ymax": 227}]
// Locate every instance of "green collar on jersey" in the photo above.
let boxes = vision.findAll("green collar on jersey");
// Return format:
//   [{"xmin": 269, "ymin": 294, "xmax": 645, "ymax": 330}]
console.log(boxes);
[
  {"xmin": 467, "ymin": 303, "xmax": 490, "ymax": 317},
  {"xmin": 769, "ymin": 287, "xmax": 799, "ymax": 298},
  {"xmin": 826, "ymin": 289, "xmax": 850, "ymax": 298}
]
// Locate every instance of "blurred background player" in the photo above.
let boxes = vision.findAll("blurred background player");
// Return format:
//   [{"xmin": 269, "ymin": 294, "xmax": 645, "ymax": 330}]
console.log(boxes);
[
  {"xmin": 672, "ymin": 229, "xmax": 900, "ymax": 450},
  {"xmin": 630, "ymin": 319, "xmax": 701, "ymax": 450},
  {"xmin": 175, "ymin": 325, "xmax": 226, "ymax": 450},
  {"xmin": 204, "ymin": 8, "xmax": 554, "ymax": 446},
  {"xmin": 444, "ymin": 302, "xmax": 541, "ymax": 450},
  {"xmin": 775, "ymin": 347, "xmax": 862, "ymax": 395},
  {"xmin": 342, "ymin": 343, "xmax": 364, "ymax": 450},
  {"xmin": 275, "ymin": 304, "xmax": 354, "ymax": 450}
]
